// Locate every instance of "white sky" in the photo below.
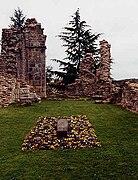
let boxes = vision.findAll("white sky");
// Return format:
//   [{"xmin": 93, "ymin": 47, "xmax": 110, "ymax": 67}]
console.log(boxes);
[{"xmin": 0, "ymin": 0, "xmax": 138, "ymax": 80}]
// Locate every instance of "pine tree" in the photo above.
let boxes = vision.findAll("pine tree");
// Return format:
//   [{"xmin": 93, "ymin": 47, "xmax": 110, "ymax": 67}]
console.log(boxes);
[
  {"xmin": 10, "ymin": 7, "xmax": 26, "ymax": 31},
  {"xmin": 51, "ymin": 9, "xmax": 101, "ymax": 85},
  {"xmin": 58, "ymin": 8, "xmax": 101, "ymax": 73},
  {"xmin": 51, "ymin": 59, "xmax": 78, "ymax": 85}
]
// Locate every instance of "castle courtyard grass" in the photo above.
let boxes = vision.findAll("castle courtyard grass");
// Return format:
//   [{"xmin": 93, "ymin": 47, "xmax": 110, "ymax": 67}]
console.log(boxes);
[{"xmin": 0, "ymin": 100, "xmax": 138, "ymax": 179}]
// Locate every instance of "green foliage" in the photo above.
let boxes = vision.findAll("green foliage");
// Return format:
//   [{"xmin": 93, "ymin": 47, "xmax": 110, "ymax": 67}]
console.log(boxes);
[
  {"xmin": 51, "ymin": 9, "xmax": 101, "ymax": 85},
  {"xmin": 46, "ymin": 65, "xmax": 54, "ymax": 83},
  {"xmin": 58, "ymin": 9, "xmax": 101, "ymax": 65},
  {"xmin": 10, "ymin": 7, "xmax": 26, "ymax": 30},
  {"xmin": 0, "ymin": 100, "xmax": 138, "ymax": 179},
  {"xmin": 63, "ymin": 63, "xmax": 78, "ymax": 85},
  {"xmin": 51, "ymin": 59, "xmax": 78, "ymax": 85}
]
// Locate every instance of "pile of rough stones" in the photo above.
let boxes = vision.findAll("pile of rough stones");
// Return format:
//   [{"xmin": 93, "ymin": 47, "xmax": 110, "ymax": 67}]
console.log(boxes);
[{"xmin": 22, "ymin": 115, "xmax": 101, "ymax": 150}]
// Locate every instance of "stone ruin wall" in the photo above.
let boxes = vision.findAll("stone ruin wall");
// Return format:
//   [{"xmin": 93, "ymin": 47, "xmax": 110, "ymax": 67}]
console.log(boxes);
[
  {"xmin": 0, "ymin": 72, "xmax": 41, "ymax": 107},
  {"xmin": 95, "ymin": 40, "xmax": 113, "ymax": 102},
  {"xmin": 0, "ymin": 73, "xmax": 17, "ymax": 107},
  {"xmin": 120, "ymin": 82, "xmax": 138, "ymax": 113},
  {"xmin": 96, "ymin": 40, "xmax": 111, "ymax": 82},
  {"xmin": 65, "ymin": 40, "xmax": 138, "ymax": 113},
  {"xmin": 65, "ymin": 52, "xmax": 96, "ymax": 97},
  {"xmin": 24, "ymin": 19, "xmax": 46, "ymax": 97},
  {"xmin": 0, "ymin": 18, "xmax": 46, "ymax": 107},
  {"xmin": 65, "ymin": 40, "xmax": 113, "ymax": 102},
  {"xmin": 0, "ymin": 19, "xmax": 137, "ymax": 112},
  {"xmin": 1, "ymin": 28, "xmax": 25, "ymax": 78}
]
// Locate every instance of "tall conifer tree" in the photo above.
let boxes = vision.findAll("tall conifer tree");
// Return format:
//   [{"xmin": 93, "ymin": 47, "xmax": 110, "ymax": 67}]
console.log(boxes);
[{"xmin": 52, "ymin": 9, "xmax": 101, "ymax": 85}]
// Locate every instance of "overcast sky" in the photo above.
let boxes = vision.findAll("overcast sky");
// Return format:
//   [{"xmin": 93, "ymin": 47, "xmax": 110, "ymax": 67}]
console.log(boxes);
[{"xmin": 0, "ymin": 0, "xmax": 138, "ymax": 80}]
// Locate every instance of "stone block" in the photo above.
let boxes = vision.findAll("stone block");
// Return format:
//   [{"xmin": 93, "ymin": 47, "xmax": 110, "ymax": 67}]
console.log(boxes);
[{"xmin": 57, "ymin": 118, "xmax": 69, "ymax": 138}]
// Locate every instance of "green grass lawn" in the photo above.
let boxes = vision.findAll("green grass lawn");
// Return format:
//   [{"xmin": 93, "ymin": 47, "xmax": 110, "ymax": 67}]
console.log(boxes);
[{"xmin": 0, "ymin": 100, "xmax": 138, "ymax": 180}]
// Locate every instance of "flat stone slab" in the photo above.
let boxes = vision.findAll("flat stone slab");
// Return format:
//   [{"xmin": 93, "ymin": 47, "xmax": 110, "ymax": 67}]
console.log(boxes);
[{"xmin": 57, "ymin": 118, "xmax": 68, "ymax": 138}]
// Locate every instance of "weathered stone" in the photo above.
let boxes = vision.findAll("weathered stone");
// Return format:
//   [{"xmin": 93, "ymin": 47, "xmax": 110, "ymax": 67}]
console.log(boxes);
[
  {"xmin": 120, "ymin": 82, "xmax": 138, "ymax": 113},
  {"xmin": 0, "ymin": 18, "xmax": 46, "ymax": 107},
  {"xmin": 65, "ymin": 53, "xmax": 96, "ymax": 97},
  {"xmin": 0, "ymin": 72, "xmax": 41, "ymax": 107},
  {"xmin": 24, "ymin": 19, "xmax": 46, "ymax": 97},
  {"xmin": 96, "ymin": 40, "xmax": 111, "ymax": 81},
  {"xmin": 0, "ymin": 20, "xmax": 137, "ymax": 113},
  {"xmin": 0, "ymin": 73, "xmax": 16, "ymax": 107},
  {"xmin": 65, "ymin": 40, "xmax": 113, "ymax": 102},
  {"xmin": 57, "ymin": 118, "xmax": 69, "ymax": 138},
  {"xmin": 95, "ymin": 40, "xmax": 113, "ymax": 101},
  {"xmin": 0, "ymin": 18, "xmax": 46, "ymax": 99}
]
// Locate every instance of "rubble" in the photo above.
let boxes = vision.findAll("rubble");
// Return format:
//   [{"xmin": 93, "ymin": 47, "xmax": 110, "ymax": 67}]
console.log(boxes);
[{"xmin": 19, "ymin": 81, "xmax": 41, "ymax": 106}]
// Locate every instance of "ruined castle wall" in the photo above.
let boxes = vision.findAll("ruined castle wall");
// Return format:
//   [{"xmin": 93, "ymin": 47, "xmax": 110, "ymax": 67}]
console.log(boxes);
[
  {"xmin": 0, "ymin": 72, "xmax": 41, "ymax": 107},
  {"xmin": 0, "ymin": 28, "xmax": 27, "ymax": 80},
  {"xmin": 96, "ymin": 40, "xmax": 111, "ymax": 81},
  {"xmin": 0, "ymin": 28, "xmax": 21, "ymax": 77},
  {"xmin": 65, "ymin": 40, "xmax": 113, "ymax": 101},
  {"xmin": 65, "ymin": 53, "xmax": 96, "ymax": 97},
  {"xmin": 0, "ymin": 73, "xmax": 17, "ymax": 107},
  {"xmin": 0, "ymin": 18, "xmax": 46, "ymax": 98},
  {"xmin": 24, "ymin": 19, "xmax": 46, "ymax": 97},
  {"xmin": 95, "ymin": 40, "xmax": 113, "ymax": 101},
  {"xmin": 120, "ymin": 82, "xmax": 138, "ymax": 113}
]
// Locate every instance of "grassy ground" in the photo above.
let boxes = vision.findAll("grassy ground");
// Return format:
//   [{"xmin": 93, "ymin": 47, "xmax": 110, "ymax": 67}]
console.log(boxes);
[{"xmin": 0, "ymin": 100, "xmax": 138, "ymax": 180}]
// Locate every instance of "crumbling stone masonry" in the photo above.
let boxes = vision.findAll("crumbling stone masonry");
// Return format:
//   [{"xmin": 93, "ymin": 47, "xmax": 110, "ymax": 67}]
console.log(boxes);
[
  {"xmin": 65, "ymin": 53, "xmax": 96, "ymax": 97},
  {"xmin": 96, "ymin": 40, "xmax": 111, "ymax": 81},
  {"xmin": 0, "ymin": 18, "xmax": 46, "ymax": 98},
  {"xmin": 0, "ymin": 73, "xmax": 17, "ymax": 107},
  {"xmin": 0, "ymin": 20, "xmax": 137, "ymax": 113},
  {"xmin": 24, "ymin": 19, "xmax": 46, "ymax": 97},
  {"xmin": 0, "ymin": 27, "xmax": 27, "ymax": 78},
  {"xmin": 0, "ymin": 72, "xmax": 40, "ymax": 107},
  {"xmin": 95, "ymin": 40, "xmax": 113, "ymax": 102},
  {"xmin": 120, "ymin": 82, "xmax": 138, "ymax": 113},
  {"xmin": 65, "ymin": 40, "xmax": 113, "ymax": 102}
]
